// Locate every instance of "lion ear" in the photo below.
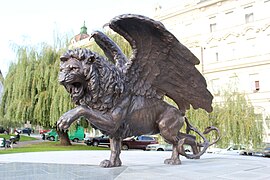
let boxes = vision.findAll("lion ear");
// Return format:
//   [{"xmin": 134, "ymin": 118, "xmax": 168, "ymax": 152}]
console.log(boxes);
[{"xmin": 60, "ymin": 55, "xmax": 69, "ymax": 62}]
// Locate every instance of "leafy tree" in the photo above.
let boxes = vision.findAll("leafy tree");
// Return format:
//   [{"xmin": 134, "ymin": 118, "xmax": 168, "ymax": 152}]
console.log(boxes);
[
  {"xmin": 183, "ymin": 90, "xmax": 263, "ymax": 149},
  {"xmin": 0, "ymin": 70, "xmax": 4, "ymax": 103},
  {"xmin": 0, "ymin": 42, "xmax": 75, "ymax": 144},
  {"xmin": 0, "ymin": 29, "xmax": 263, "ymax": 150},
  {"xmin": 0, "ymin": 31, "xmax": 131, "ymax": 145}
]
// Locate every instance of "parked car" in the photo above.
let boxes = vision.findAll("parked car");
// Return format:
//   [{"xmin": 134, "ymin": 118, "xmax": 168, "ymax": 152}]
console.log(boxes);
[
  {"xmin": 84, "ymin": 135, "xmax": 110, "ymax": 147},
  {"xmin": 18, "ymin": 128, "xmax": 34, "ymax": 134},
  {"xmin": 45, "ymin": 126, "xmax": 85, "ymax": 142},
  {"xmin": 262, "ymin": 147, "xmax": 270, "ymax": 157},
  {"xmin": 39, "ymin": 129, "xmax": 50, "ymax": 134},
  {"xmin": 207, "ymin": 144, "xmax": 246, "ymax": 155},
  {"xmin": 146, "ymin": 143, "xmax": 192, "ymax": 152},
  {"xmin": 0, "ymin": 126, "xmax": 9, "ymax": 134},
  {"xmin": 239, "ymin": 149, "xmax": 254, "ymax": 156},
  {"xmin": 220, "ymin": 145, "xmax": 246, "ymax": 155},
  {"xmin": 122, "ymin": 135, "xmax": 158, "ymax": 150},
  {"xmin": 45, "ymin": 130, "xmax": 57, "ymax": 141},
  {"xmin": 68, "ymin": 126, "xmax": 85, "ymax": 142},
  {"xmin": 146, "ymin": 143, "xmax": 173, "ymax": 151}
]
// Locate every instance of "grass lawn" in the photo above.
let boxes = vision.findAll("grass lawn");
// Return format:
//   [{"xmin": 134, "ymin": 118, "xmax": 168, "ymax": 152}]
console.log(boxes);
[
  {"xmin": 0, "ymin": 141, "xmax": 109, "ymax": 154},
  {"xmin": 0, "ymin": 134, "xmax": 38, "ymax": 141}
]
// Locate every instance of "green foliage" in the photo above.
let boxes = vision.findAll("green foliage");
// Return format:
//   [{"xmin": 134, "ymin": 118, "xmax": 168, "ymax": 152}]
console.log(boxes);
[
  {"xmin": 0, "ymin": 29, "xmax": 262, "ymax": 150},
  {"xmin": 0, "ymin": 134, "xmax": 37, "ymax": 141},
  {"xmin": 184, "ymin": 90, "xmax": 263, "ymax": 149},
  {"xmin": 0, "ymin": 42, "xmax": 73, "ymax": 128},
  {"xmin": 0, "ymin": 30, "xmax": 131, "ymax": 130},
  {"xmin": 164, "ymin": 89, "xmax": 263, "ymax": 148},
  {"xmin": 0, "ymin": 71, "xmax": 3, "ymax": 83},
  {"xmin": 0, "ymin": 141, "xmax": 109, "ymax": 154}
]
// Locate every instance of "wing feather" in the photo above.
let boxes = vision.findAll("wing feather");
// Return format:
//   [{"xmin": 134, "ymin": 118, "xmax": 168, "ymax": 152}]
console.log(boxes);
[{"xmin": 109, "ymin": 14, "xmax": 213, "ymax": 112}]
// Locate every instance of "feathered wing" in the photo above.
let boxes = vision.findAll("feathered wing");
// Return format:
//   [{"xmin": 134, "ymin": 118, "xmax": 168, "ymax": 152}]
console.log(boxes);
[{"xmin": 108, "ymin": 14, "xmax": 213, "ymax": 112}]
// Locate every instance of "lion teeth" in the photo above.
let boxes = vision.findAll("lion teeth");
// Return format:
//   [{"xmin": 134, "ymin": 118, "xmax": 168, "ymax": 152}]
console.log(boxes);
[{"xmin": 67, "ymin": 86, "xmax": 72, "ymax": 93}]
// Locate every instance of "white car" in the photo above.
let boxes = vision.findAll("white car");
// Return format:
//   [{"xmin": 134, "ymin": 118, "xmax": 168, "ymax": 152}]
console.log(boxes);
[
  {"xmin": 207, "ymin": 145, "xmax": 246, "ymax": 155},
  {"xmin": 146, "ymin": 143, "xmax": 173, "ymax": 151},
  {"xmin": 206, "ymin": 147, "xmax": 223, "ymax": 154}
]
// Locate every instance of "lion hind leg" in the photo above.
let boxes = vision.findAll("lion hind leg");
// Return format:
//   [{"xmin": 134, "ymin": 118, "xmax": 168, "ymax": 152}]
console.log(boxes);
[
  {"xmin": 157, "ymin": 107, "xmax": 184, "ymax": 165},
  {"xmin": 164, "ymin": 144, "xmax": 181, "ymax": 165},
  {"xmin": 177, "ymin": 132, "xmax": 200, "ymax": 159}
]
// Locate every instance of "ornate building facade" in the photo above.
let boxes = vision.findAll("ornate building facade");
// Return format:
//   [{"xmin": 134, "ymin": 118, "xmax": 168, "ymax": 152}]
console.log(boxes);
[
  {"xmin": 154, "ymin": 0, "xmax": 270, "ymax": 142},
  {"xmin": 70, "ymin": 0, "xmax": 270, "ymax": 142}
]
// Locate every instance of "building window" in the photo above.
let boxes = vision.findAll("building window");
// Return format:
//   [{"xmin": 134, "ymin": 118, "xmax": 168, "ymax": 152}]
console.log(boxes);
[
  {"xmin": 249, "ymin": 73, "xmax": 260, "ymax": 92},
  {"xmin": 206, "ymin": 46, "xmax": 219, "ymax": 63},
  {"xmin": 245, "ymin": 13, "xmax": 254, "ymax": 23},
  {"xmin": 244, "ymin": 5, "xmax": 254, "ymax": 23},
  {"xmin": 226, "ymin": 42, "xmax": 236, "ymax": 60},
  {"xmin": 210, "ymin": 23, "xmax": 216, "ymax": 32},
  {"xmin": 225, "ymin": 11, "xmax": 234, "ymax": 27},
  {"xmin": 215, "ymin": 52, "xmax": 219, "ymax": 61},
  {"xmin": 245, "ymin": 38, "xmax": 256, "ymax": 57},
  {"xmin": 209, "ymin": 16, "xmax": 216, "ymax": 32},
  {"xmin": 254, "ymin": 80, "xmax": 260, "ymax": 91}
]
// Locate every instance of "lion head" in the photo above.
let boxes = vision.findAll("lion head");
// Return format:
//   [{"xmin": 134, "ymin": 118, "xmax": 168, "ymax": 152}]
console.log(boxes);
[{"xmin": 59, "ymin": 48, "xmax": 125, "ymax": 111}]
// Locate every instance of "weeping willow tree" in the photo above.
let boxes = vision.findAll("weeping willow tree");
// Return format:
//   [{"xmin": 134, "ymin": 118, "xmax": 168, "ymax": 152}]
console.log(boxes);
[
  {"xmin": 0, "ymin": 70, "xmax": 3, "ymax": 103},
  {"xmin": 0, "ymin": 43, "xmax": 74, "ymax": 128},
  {"xmin": 0, "ymin": 31, "xmax": 131, "ymax": 141},
  {"xmin": 182, "ymin": 89, "xmax": 263, "ymax": 149}
]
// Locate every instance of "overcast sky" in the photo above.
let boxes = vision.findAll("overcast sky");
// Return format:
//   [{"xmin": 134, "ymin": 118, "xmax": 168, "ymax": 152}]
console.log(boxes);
[{"xmin": 0, "ymin": 0, "xmax": 181, "ymax": 77}]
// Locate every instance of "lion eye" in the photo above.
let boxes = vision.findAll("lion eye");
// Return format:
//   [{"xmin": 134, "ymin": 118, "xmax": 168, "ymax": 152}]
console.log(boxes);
[{"xmin": 71, "ymin": 67, "xmax": 79, "ymax": 71}]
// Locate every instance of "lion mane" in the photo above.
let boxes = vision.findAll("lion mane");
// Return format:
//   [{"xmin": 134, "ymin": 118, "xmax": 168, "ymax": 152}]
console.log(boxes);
[{"xmin": 60, "ymin": 48, "xmax": 125, "ymax": 111}]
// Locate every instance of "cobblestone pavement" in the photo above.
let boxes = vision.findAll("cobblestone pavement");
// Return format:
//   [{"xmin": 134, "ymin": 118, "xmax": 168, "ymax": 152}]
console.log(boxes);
[{"xmin": 0, "ymin": 151, "xmax": 269, "ymax": 180}]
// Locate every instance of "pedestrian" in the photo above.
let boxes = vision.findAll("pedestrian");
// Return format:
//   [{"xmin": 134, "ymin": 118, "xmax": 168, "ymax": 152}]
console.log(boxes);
[{"xmin": 42, "ymin": 133, "xmax": 45, "ymax": 141}]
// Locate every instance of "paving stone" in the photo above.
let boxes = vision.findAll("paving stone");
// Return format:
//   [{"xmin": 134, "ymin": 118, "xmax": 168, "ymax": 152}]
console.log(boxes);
[{"xmin": 0, "ymin": 151, "xmax": 269, "ymax": 179}]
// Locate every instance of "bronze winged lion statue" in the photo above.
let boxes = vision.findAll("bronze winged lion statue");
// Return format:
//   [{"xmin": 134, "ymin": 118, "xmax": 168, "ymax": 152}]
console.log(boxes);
[{"xmin": 57, "ymin": 14, "xmax": 219, "ymax": 167}]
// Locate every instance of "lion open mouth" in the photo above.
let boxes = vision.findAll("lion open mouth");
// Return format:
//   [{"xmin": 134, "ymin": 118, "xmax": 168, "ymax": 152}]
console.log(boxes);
[{"xmin": 66, "ymin": 82, "xmax": 84, "ymax": 102}]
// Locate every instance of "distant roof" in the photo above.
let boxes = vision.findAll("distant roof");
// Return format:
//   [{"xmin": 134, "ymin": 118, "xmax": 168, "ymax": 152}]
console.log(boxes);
[
  {"xmin": 73, "ymin": 21, "xmax": 90, "ymax": 42},
  {"xmin": 73, "ymin": 33, "xmax": 90, "ymax": 42}
]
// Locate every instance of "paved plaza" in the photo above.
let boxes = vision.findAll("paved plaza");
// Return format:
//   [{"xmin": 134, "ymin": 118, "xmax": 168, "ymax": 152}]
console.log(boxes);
[{"xmin": 0, "ymin": 150, "xmax": 269, "ymax": 180}]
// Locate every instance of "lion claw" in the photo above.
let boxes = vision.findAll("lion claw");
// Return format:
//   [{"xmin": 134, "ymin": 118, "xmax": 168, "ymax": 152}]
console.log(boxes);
[
  {"xmin": 57, "ymin": 117, "xmax": 71, "ymax": 131},
  {"xmin": 100, "ymin": 160, "xmax": 112, "ymax": 168},
  {"xmin": 164, "ymin": 158, "xmax": 181, "ymax": 165},
  {"xmin": 99, "ymin": 159, "xmax": 121, "ymax": 168}
]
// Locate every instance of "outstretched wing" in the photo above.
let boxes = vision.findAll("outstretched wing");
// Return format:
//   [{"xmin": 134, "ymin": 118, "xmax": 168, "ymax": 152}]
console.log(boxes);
[{"xmin": 109, "ymin": 14, "xmax": 213, "ymax": 112}]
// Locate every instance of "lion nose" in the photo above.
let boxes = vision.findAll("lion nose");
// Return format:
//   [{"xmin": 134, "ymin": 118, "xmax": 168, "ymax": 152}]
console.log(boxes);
[{"xmin": 58, "ymin": 72, "xmax": 66, "ymax": 84}]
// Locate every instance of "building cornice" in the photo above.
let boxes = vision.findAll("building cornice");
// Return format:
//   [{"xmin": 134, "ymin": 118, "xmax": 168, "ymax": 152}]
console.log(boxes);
[
  {"xmin": 155, "ymin": 0, "xmax": 223, "ymax": 21},
  {"xmin": 204, "ymin": 55, "xmax": 270, "ymax": 74}
]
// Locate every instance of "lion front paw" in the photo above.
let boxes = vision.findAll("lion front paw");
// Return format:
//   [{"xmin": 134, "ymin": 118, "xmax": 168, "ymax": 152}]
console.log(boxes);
[
  {"xmin": 57, "ymin": 114, "xmax": 72, "ymax": 130},
  {"xmin": 164, "ymin": 158, "xmax": 181, "ymax": 165},
  {"xmin": 100, "ymin": 160, "xmax": 112, "ymax": 168},
  {"xmin": 99, "ymin": 159, "xmax": 122, "ymax": 168}
]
